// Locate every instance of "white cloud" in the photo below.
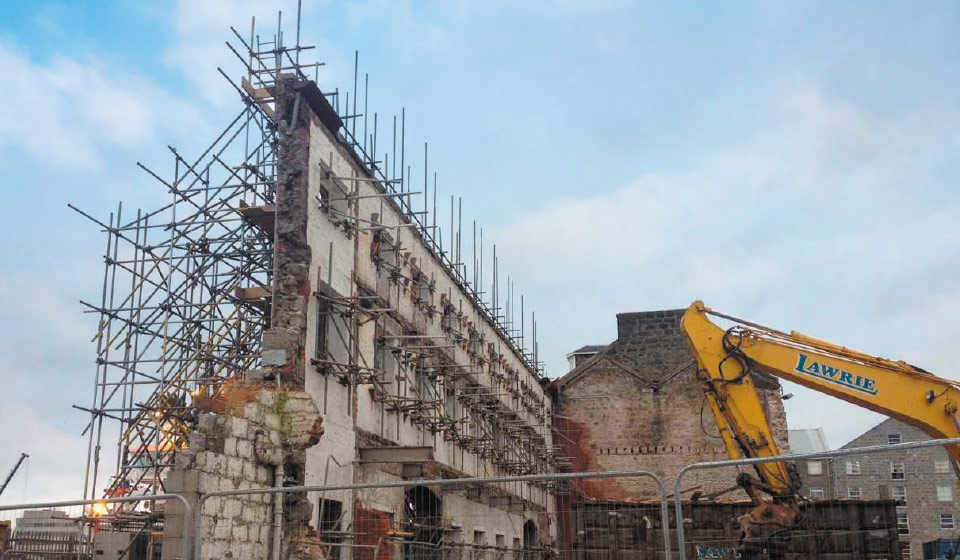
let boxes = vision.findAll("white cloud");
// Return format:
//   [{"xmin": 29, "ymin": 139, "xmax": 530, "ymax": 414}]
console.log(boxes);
[
  {"xmin": 493, "ymin": 85, "xmax": 960, "ymax": 447},
  {"xmin": 165, "ymin": 0, "xmax": 316, "ymax": 106},
  {"xmin": 0, "ymin": 278, "xmax": 100, "ymax": 504},
  {"xmin": 0, "ymin": 395, "xmax": 87, "ymax": 506},
  {"xmin": 0, "ymin": 42, "xmax": 206, "ymax": 171},
  {"xmin": 779, "ymin": 86, "xmax": 921, "ymax": 193},
  {"xmin": 497, "ymin": 83, "xmax": 956, "ymax": 296},
  {"xmin": 0, "ymin": 275, "xmax": 96, "ymax": 376}
]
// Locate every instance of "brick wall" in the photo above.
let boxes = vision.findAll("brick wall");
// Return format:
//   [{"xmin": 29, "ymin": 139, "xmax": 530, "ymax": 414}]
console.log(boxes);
[{"xmin": 552, "ymin": 309, "xmax": 790, "ymax": 501}]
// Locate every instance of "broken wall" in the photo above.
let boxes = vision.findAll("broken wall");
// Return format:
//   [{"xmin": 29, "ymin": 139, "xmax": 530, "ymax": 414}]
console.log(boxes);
[
  {"xmin": 162, "ymin": 384, "xmax": 322, "ymax": 560},
  {"xmin": 552, "ymin": 309, "xmax": 790, "ymax": 502},
  {"xmin": 165, "ymin": 69, "xmax": 556, "ymax": 559}
]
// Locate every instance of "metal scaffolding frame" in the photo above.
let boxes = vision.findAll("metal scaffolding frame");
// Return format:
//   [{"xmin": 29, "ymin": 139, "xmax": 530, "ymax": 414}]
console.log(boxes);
[
  {"xmin": 72, "ymin": 98, "xmax": 277, "ymax": 501},
  {"xmin": 312, "ymin": 214, "xmax": 554, "ymax": 480},
  {"xmin": 70, "ymin": 14, "xmax": 296, "ymax": 502},
  {"xmin": 73, "ymin": 5, "xmax": 551, "ymax": 505}
]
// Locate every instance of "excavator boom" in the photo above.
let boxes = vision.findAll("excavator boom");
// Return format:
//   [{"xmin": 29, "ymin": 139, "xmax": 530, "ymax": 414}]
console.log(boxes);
[
  {"xmin": 0, "ymin": 453, "xmax": 28, "ymax": 498},
  {"xmin": 681, "ymin": 301, "xmax": 960, "ymax": 542}
]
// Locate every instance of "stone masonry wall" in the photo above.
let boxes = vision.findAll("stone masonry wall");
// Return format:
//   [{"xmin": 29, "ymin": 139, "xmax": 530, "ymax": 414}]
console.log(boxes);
[
  {"xmin": 552, "ymin": 309, "xmax": 790, "ymax": 501},
  {"xmin": 162, "ymin": 384, "xmax": 323, "ymax": 560}
]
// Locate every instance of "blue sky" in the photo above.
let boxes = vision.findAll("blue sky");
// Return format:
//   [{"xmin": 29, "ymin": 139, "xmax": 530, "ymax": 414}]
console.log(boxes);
[{"xmin": 0, "ymin": 0, "xmax": 958, "ymax": 503}]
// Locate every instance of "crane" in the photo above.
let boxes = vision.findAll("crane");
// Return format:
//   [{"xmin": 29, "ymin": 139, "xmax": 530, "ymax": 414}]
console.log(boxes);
[
  {"xmin": 681, "ymin": 301, "xmax": 960, "ymax": 542},
  {"xmin": 0, "ymin": 453, "xmax": 28, "ymax": 498}
]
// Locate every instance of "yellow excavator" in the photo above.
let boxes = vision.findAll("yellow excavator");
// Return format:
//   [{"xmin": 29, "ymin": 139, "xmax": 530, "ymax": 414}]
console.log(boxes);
[{"xmin": 681, "ymin": 300, "xmax": 960, "ymax": 543}]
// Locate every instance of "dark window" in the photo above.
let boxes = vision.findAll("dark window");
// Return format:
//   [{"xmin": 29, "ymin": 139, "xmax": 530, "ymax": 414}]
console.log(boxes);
[
  {"xmin": 405, "ymin": 486, "xmax": 442, "ymax": 560},
  {"xmin": 315, "ymin": 297, "xmax": 331, "ymax": 360},
  {"xmin": 896, "ymin": 513, "xmax": 909, "ymax": 535},
  {"xmin": 892, "ymin": 486, "xmax": 907, "ymax": 506},
  {"xmin": 317, "ymin": 498, "xmax": 343, "ymax": 560},
  {"xmin": 316, "ymin": 185, "xmax": 330, "ymax": 213},
  {"xmin": 891, "ymin": 461, "xmax": 905, "ymax": 480},
  {"xmin": 523, "ymin": 519, "xmax": 540, "ymax": 559}
]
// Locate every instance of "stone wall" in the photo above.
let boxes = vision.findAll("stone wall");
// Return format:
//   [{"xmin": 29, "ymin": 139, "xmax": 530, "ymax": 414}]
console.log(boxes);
[
  {"xmin": 162, "ymin": 383, "xmax": 323, "ymax": 560},
  {"xmin": 552, "ymin": 309, "xmax": 790, "ymax": 501}
]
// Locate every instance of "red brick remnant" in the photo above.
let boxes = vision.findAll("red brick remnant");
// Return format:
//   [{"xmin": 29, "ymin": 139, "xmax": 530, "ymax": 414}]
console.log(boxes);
[
  {"xmin": 354, "ymin": 507, "xmax": 394, "ymax": 560},
  {"xmin": 264, "ymin": 75, "xmax": 314, "ymax": 387}
]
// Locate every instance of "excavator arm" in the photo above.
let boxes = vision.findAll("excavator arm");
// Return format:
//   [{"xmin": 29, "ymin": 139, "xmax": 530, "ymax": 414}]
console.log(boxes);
[
  {"xmin": 681, "ymin": 300, "xmax": 960, "ymax": 541},
  {"xmin": 0, "ymin": 453, "xmax": 28, "ymax": 498}
]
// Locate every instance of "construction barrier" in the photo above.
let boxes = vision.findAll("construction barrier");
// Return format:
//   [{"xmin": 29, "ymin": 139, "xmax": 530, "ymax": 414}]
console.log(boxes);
[
  {"xmin": 191, "ymin": 469, "xmax": 672, "ymax": 560},
  {"xmin": 672, "ymin": 437, "xmax": 960, "ymax": 560},
  {"xmin": 3, "ymin": 438, "xmax": 957, "ymax": 560},
  {"xmin": 0, "ymin": 493, "xmax": 192, "ymax": 560}
]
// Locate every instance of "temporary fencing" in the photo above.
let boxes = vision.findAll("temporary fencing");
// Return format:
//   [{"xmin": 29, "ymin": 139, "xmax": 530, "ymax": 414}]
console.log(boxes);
[
  {"xmin": 192, "ymin": 469, "xmax": 672, "ymax": 560},
  {"xmin": 673, "ymin": 436, "xmax": 960, "ymax": 560},
  {"xmin": 0, "ymin": 493, "xmax": 192, "ymax": 560},
  {"xmin": 2, "ymin": 437, "xmax": 957, "ymax": 560}
]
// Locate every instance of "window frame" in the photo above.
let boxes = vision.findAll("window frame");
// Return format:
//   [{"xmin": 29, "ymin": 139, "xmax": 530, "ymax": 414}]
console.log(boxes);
[
  {"xmin": 890, "ymin": 460, "xmax": 905, "ymax": 480},
  {"xmin": 941, "ymin": 513, "xmax": 956, "ymax": 530},
  {"xmin": 847, "ymin": 487, "xmax": 862, "ymax": 500},
  {"xmin": 807, "ymin": 461, "xmax": 823, "ymax": 476},
  {"xmin": 809, "ymin": 487, "xmax": 824, "ymax": 499},
  {"xmin": 935, "ymin": 459, "xmax": 951, "ymax": 474},
  {"xmin": 887, "ymin": 433, "xmax": 902, "ymax": 445},
  {"xmin": 845, "ymin": 460, "xmax": 861, "ymax": 475},
  {"xmin": 891, "ymin": 486, "xmax": 907, "ymax": 507},
  {"xmin": 937, "ymin": 483, "xmax": 953, "ymax": 502},
  {"xmin": 896, "ymin": 512, "xmax": 909, "ymax": 535},
  {"xmin": 317, "ymin": 498, "xmax": 345, "ymax": 560}
]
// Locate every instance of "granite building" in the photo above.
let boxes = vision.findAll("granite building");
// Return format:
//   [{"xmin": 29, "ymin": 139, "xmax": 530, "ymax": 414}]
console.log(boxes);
[
  {"xmin": 790, "ymin": 427, "xmax": 836, "ymax": 498},
  {"xmin": 831, "ymin": 418, "xmax": 960, "ymax": 559},
  {"xmin": 142, "ymin": 23, "xmax": 556, "ymax": 560}
]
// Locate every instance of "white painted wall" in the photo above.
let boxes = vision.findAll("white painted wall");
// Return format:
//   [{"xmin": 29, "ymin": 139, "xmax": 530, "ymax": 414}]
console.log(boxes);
[{"xmin": 301, "ymin": 110, "xmax": 554, "ymax": 553}]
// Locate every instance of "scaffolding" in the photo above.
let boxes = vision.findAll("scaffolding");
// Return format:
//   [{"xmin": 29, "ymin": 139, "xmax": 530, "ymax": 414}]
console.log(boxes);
[
  {"xmin": 313, "ymin": 203, "xmax": 554, "ymax": 480},
  {"xmin": 71, "ymin": 15, "xmax": 298, "ymax": 502},
  {"xmin": 74, "ymin": 6, "xmax": 553, "ymax": 506}
]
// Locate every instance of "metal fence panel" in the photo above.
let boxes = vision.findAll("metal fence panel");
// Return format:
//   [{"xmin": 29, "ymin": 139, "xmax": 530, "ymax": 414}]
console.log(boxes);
[
  {"xmin": 192, "ymin": 470, "xmax": 671, "ymax": 560},
  {"xmin": 0, "ymin": 494, "xmax": 193, "ymax": 560},
  {"xmin": 672, "ymin": 437, "xmax": 960, "ymax": 560}
]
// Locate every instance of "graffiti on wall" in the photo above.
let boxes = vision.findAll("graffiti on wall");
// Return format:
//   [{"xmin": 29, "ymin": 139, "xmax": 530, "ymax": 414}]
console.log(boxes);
[{"xmin": 695, "ymin": 545, "xmax": 742, "ymax": 559}]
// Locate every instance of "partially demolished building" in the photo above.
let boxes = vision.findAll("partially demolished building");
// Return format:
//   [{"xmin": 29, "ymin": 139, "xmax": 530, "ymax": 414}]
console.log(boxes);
[
  {"xmin": 74, "ymin": 15, "xmax": 553, "ymax": 560},
  {"xmin": 552, "ymin": 309, "xmax": 791, "ymax": 501}
]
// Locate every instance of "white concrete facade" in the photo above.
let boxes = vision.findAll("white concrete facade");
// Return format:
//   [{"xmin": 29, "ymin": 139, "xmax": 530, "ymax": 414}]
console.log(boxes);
[{"xmin": 300, "ymin": 103, "xmax": 554, "ymax": 558}]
